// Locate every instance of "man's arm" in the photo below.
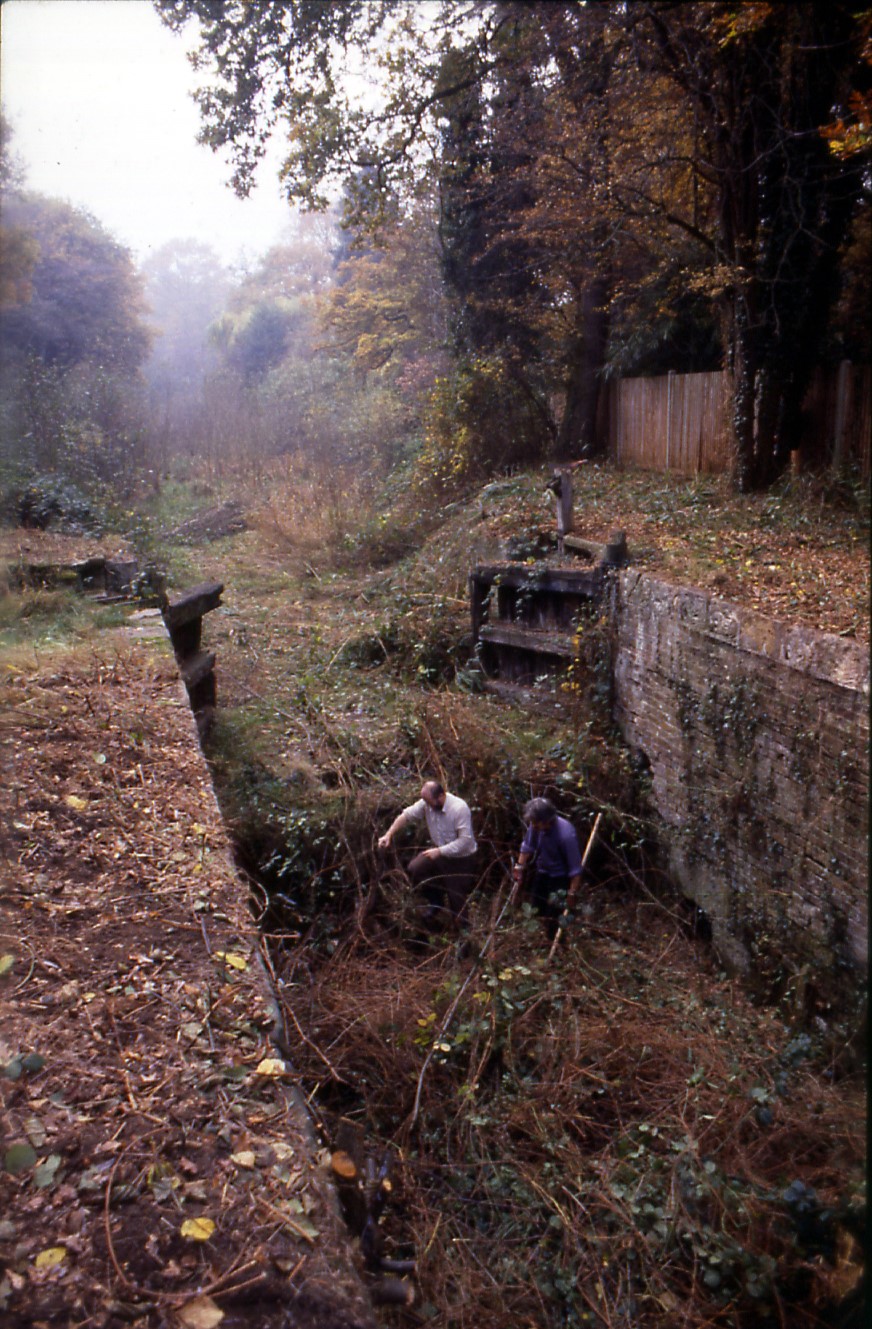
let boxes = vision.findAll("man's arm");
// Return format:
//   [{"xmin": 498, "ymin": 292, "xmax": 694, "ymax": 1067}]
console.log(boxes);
[
  {"xmin": 377, "ymin": 800, "xmax": 423, "ymax": 850},
  {"xmin": 511, "ymin": 850, "xmax": 534, "ymax": 885},
  {"xmin": 512, "ymin": 826, "xmax": 537, "ymax": 884}
]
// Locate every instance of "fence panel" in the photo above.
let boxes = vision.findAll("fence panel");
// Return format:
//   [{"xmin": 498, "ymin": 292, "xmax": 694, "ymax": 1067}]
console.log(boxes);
[
  {"xmin": 801, "ymin": 363, "xmax": 871, "ymax": 481},
  {"xmin": 609, "ymin": 371, "xmax": 730, "ymax": 475},
  {"xmin": 607, "ymin": 364, "xmax": 870, "ymax": 478}
]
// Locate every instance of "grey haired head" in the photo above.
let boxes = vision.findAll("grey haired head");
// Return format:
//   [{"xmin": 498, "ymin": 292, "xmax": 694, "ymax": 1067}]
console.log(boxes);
[{"xmin": 524, "ymin": 797, "xmax": 557, "ymax": 825}]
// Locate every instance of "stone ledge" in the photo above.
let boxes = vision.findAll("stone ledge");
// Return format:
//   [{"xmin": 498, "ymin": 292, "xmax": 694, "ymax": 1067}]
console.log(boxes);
[{"xmin": 620, "ymin": 571, "xmax": 870, "ymax": 694}]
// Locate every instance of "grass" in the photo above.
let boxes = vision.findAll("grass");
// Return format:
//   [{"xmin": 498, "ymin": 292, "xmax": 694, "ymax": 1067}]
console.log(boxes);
[
  {"xmin": 127, "ymin": 454, "xmax": 868, "ymax": 862},
  {"xmin": 0, "ymin": 584, "xmax": 132, "ymax": 650}
]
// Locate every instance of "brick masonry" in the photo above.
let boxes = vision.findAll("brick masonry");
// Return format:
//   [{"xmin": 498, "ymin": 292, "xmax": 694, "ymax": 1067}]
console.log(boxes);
[{"xmin": 611, "ymin": 572, "xmax": 869, "ymax": 977}]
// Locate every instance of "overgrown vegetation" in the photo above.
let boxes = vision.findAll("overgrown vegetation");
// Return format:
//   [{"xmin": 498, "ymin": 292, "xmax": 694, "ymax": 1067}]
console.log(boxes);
[
  {"xmin": 276, "ymin": 881, "xmax": 865, "ymax": 1329},
  {"xmin": 93, "ymin": 461, "xmax": 863, "ymax": 1329},
  {"xmin": 0, "ymin": 455, "xmax": 866, "ymax": 1325}
]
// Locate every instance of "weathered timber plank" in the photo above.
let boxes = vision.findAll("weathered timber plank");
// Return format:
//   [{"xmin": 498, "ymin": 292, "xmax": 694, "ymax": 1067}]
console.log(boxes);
[
  {"xmin": 479, "ymin": 622, "xmax": 576, "ymax": 657},
  {"xmin": 179, "ymin": 650, "xmax": 216, "ymax": 689},
  {"xmin": 471, "ymin": 565, "xmax": 601, "ymax": 595},
  {"xmin": 562, "ymin": 536, "xmax": 601, "ymax": 560},
  {"xmin": 164, "ymin": 581, "xmax": 224, "ymax": 630}
]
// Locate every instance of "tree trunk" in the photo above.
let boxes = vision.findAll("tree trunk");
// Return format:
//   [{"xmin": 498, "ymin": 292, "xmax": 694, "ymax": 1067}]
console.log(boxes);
[
  {"xmin": 729, "ymin": 280, "xmax": 794, "ymax": 492},
  {"xmin": 556, "ymin": 275, "xmax": 609, "ymax": 460}
]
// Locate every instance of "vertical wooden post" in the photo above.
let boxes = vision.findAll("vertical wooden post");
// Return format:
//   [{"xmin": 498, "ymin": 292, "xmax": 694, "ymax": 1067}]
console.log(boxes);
[
  {"xmin": 831, "ymin": 360, "xmax": 852, "ymax": 472},
  {"xmin": 554, "ymin": 469, "xmax": 573, "ymax": 555},
  {"xmin": 666, "ymin": 370, "xmax": 676, "ymax": 472}
]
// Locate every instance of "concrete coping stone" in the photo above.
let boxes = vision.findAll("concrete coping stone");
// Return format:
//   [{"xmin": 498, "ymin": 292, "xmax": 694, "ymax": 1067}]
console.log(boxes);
[{"xmin": 621, "ymin": 571, "xmax": 869, "ymax": 695}]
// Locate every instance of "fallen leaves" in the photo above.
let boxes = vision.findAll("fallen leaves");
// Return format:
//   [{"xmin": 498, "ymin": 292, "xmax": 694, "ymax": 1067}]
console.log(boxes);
[
  {"xmin": 34, "ymin": 1247, "xmax": 67, "ymax": 1269},
  {"xmin": 5, "ymin": 1143, "xmax": 37, "ymax": 1175},
  {"xmin": 254, "ymin": 1057, "xmax": 286, "ymax": 1077},
  {"xmin": 176, "ymin": 1295, "xmax": 225, "ymax": 1328},
  {"xmin": 180, "ymin": 1217, "xmax": 216, "ymax": 1242},
  {"xmin": 1, "ymin": 640, "xmax": 362, "ymax": 1326},
  {"xmin": 214, "ymin": 951, "xmax": 248, "ymax": 971}
]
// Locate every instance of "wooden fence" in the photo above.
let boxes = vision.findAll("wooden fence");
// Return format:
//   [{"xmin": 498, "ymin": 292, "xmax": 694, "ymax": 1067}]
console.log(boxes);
[{"xmin": 606, "ymin": 363, "xmax": 871, "ymax": 480}]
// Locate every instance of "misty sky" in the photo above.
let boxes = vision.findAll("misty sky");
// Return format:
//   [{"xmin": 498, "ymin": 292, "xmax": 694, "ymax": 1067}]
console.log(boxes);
[{"xmin": 0, "ymin": 0, "xmax": 294, "ymax": 265}]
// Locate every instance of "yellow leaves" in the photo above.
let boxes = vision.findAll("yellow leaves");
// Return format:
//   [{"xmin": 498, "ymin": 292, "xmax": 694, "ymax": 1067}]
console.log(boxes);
[
  {"xmin": 214, "ymin": 951, "xmax": 247, "ymax": 971},
  {"xmin": 254, "ymin": 1057, "xmax": 286, "ymax": 1077},
  {"xmin": 212, "ymin": 951, "xmax": 247, "ymax": 972},
  {"xmin": 715, "ymin": 4, "xmax": 775, "ymax": 49},
  {"xmin": 180, "ymin": 1216, "xmax": 215, "ymax": 1242},
  {"xmin": 0, "ymin": 954, "xmax": 14, "ymax": 978},
  {"xmin": 230, "ymin": 1150, "xmax": 256, "ymax": 1168},
  {"xmin": 176, "ymin": 1296, "xmax": 224, "ymax": 1329},
  {"xmin": 821, "ymin": 92, "xmax": 872, "ymax": 160},
  {"xmin": 63, "ymin": 794, "xmax": 88, "ymax": 811},
  {"xmin": 34, "ymin": 1246, "xmax": 67, "ymax": 1268}
]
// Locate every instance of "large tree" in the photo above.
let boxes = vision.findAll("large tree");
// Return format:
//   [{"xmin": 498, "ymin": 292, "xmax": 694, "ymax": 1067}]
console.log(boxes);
[
  {"xmin": 156, "ymin": 0, "xmax": 870, "ymax": 489},
  {"xmin": 631, "ymin": 3, "xmax": 870, "ymax": 487},
  {"xmin": 0, "ymin": 194, "xmax": 151, "ymax": 374},
  {"xmin": 0, "ymin": 192, "xmax": 151, "ymax": 485},
  {"xmin": 0, "ymin": 116, "xmax": 38, "ymax": 307}
]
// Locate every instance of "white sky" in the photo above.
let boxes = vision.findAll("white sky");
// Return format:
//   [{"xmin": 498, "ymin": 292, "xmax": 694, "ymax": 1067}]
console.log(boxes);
[{"xmin": 0, "ymin": 0, "xmax": 294, "ymax": 267}]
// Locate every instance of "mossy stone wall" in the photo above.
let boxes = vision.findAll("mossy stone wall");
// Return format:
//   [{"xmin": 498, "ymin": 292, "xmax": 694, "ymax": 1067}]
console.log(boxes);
[{"xmin": 612, "ymin": 572, "xmax": 869, "ymax": 979}]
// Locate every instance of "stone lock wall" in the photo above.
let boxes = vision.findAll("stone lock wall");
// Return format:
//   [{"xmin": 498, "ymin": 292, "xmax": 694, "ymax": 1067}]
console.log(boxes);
[{"xmin": 611, "ymin": 572, "xmax": 869, "ymax": 978}]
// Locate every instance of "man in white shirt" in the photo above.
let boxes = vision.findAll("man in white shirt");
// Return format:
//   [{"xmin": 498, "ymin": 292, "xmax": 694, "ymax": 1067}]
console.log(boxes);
[{"xmin": 378, "ymin": 780, "xmax": 479, "ymax": 928}]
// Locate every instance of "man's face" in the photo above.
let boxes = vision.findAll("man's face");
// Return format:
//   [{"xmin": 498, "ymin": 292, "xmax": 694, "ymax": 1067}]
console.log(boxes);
[
  {"xmin": 422, "ymin": 787, "xmax": 445, "ymax": 810},
  {"xmin": 531, "ymin": 818, "xmax": 550, "ymax": 833}
]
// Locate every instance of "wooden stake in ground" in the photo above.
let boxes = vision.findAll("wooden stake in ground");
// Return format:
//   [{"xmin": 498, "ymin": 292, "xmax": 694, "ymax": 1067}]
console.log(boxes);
[
  {"xmin": 545, "ymin": 469, "xmax": 573, "ymax": 555},
  {"xmin": 547, "ymin": 812, "xmax": 602, "ymax": 961}
]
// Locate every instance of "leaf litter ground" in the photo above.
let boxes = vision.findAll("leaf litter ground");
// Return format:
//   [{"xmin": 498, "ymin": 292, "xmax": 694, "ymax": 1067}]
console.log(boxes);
[{"xmin": 1, "ymin": 632, "xmax": 377, "ymax": 1329}]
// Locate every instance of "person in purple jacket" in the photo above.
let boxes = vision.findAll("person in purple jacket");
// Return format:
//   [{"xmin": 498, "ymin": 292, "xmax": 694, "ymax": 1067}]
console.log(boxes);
[{"xmin": 512, "ymin": 797, "xmax": 582, "ymax": 936}]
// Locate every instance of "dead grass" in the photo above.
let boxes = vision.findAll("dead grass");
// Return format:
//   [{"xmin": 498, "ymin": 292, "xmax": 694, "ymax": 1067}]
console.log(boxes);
[
  {"xmin": 177, "ymin": 458, "xmax": 866, "ymax": 1328},
  {"xmin": 242, "ymin": 456, "xmax": 378, "ymax": 564},
  {"xmin": 270, "ymin": 875, "xmax": 865, "ymax": 1328}
]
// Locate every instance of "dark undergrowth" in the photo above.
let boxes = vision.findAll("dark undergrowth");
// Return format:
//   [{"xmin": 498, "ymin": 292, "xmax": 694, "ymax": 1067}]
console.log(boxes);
[{"xmin": 256, "ymin": 833, "xmax": 865, "ymax": 1329}]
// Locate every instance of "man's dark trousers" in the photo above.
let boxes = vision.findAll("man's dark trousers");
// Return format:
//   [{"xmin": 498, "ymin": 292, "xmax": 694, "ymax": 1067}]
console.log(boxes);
[{"xmin": 409, "ymin": 852, "xmax": 479, "ymax": 928}]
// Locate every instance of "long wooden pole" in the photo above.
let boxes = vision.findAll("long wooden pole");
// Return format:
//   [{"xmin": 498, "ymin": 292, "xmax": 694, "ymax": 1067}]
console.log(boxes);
[
  {"xmin": 407, "ymin": 874, "xmax": 516, "ymax": 1130},
  {"xmin": 547, "ymin": 812, "xmax": 602, "ymax": 961}
]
